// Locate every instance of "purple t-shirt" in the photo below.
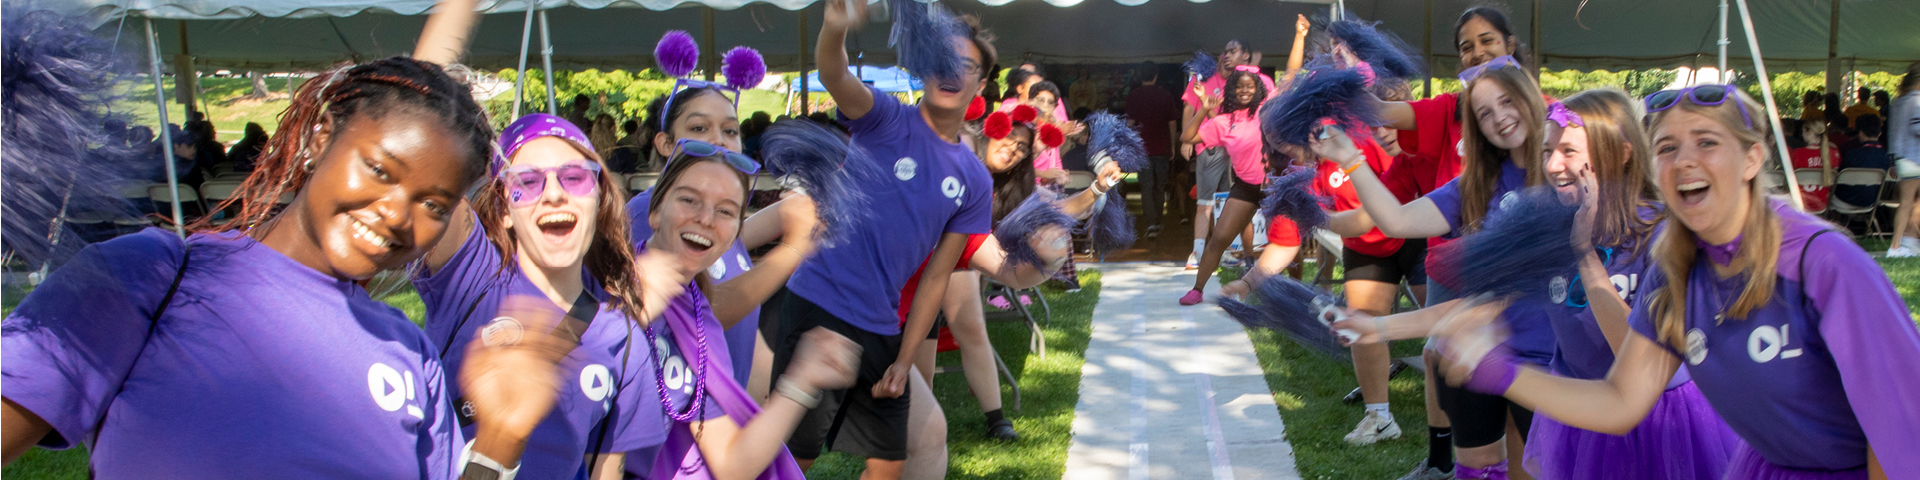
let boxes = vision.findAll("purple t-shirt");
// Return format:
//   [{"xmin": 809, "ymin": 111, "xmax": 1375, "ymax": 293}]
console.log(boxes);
[
  {"xmin": 2, "ymin": 228, "xmax": 462, "ymax": 478},
  {"xmin": 1540, "ymin": 208, "xmax": 1666, "ymax": 380},
  {"xmin": 786, "ymin": 86, "xmax": 993, "ymax": 335},
  {"xmin": 412, "ymin": 223, "xmax": 654, "ymax": 479},
  {"xmin": 1423, "ymin": 160, "xmax": 1554, "ymax": 364},
  {"xmin": 1629, "ymin": 199, "xmax": 1920, "ymax": 474},
  {"xmin": 628, "ymin": 189, "xmax": 758, "ymax": 386},
  {"xmin": 625, "ymin": 252, "xmax": 733, "ymax": 478}
]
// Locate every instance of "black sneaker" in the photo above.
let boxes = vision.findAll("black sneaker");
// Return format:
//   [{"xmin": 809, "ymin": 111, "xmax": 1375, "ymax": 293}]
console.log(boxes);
[{"xmin": 987, "ymin": 419, "xmax": 1019, "ymax": 441}]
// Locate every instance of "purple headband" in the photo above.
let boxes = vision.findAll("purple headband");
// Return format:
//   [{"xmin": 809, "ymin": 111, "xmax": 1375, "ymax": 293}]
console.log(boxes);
[
  {"xmin": 496, "ymin": 113, "xmax": 595, "ymax": 173},
  {"xmin": 1546, "ymin": 102, "xmax": 1585, "ymax": 128}
]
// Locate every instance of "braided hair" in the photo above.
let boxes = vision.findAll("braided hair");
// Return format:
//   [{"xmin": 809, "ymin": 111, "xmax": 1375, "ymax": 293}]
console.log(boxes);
[{"xmin": 193, "ymin": 57, "xmax": 495, "ymax": 234}]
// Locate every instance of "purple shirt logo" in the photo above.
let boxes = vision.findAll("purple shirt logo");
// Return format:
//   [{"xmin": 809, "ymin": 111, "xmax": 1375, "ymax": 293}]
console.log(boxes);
[
  {"xmin": 366, "ymin": 363, "xmax": 425, "ymax": 419},
  {"xmin": 1747, "ymin": 325, "xmax": 1805, "ymax": 363},
  {"xmin": 942, "ymin": 176, "xmax": 965, "ymax": 206}
]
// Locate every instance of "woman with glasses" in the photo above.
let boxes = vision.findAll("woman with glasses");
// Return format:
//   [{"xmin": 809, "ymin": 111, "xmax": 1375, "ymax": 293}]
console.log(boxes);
[
  {"xmin": 1330, "ymin": 90, "xmax": 1743, "ymax": 480},
  {"xmin": 1420, "ymin": 86, "xmax": 1920, "ymax": 480}
]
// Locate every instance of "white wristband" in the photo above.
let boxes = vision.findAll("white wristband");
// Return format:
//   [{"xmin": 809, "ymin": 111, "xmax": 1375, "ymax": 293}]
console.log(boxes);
[
  {"xmin": 776, "ymin": 377, "xmax": 822, "ymax": 409},
  {"xmin": 460, "ymin": 439, "xmax": 521, "ymax": 480}
]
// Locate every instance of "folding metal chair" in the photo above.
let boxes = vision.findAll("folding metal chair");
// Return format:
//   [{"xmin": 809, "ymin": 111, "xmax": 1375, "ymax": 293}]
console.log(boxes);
[{"xmin": 1828, "ymin": 168, "xmax": 1888, "ymax": 236}]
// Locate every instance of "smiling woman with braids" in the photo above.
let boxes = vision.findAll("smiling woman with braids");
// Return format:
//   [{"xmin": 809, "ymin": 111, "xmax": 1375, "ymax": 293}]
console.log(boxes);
[{"xmin": 0, "ymin": 1, "xmax": 558, "ymax": 477}]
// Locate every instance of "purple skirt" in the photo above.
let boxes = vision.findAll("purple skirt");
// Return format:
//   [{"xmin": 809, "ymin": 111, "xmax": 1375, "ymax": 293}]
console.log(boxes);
[
  {"xmin": 1523, "ymin": 381, "xmax": 1743, "ymax": 480},
  {"xmin": 1723, "ymin": 444, "xmax": 1866, "ymax": 480}
]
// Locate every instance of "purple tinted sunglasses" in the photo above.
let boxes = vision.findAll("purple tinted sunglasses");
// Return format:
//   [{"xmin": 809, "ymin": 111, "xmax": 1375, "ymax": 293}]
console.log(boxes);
[
  {"xmin": 500, "ymin": 161, "xmax": 603, "ymax": 206},
  {"xmin": 1456, "ymin": 55, "xmax": 1521, "ymax": 83},
  {"xmin": 1644, "ymin": 84, "xmax": 1753, "ymax": 129},
  {"xmin": 674, "ymin": 138, "xmax": 760, "ymax": 174}
]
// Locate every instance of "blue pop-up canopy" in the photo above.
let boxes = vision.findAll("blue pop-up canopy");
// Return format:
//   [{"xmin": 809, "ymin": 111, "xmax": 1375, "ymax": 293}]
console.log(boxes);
[{"xmin": 791, "ymin": 65, "xmax": 922, "ymax": 93}]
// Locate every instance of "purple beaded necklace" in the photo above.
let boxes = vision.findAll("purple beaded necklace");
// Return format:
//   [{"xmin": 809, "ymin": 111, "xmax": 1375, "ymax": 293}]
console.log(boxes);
[{"xmin": 640, "ymin": 289, "xmax": 712, "ymax": 424}]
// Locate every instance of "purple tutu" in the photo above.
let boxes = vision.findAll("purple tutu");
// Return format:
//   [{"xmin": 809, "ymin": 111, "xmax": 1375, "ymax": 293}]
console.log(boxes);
[
  {"xmin": 1723, "ymin": 444, "xmax": 1866, "ymax": 480},
  {"xmin": 1523, "ymin": 381, "xmax": 1743, "ymax": 480}
]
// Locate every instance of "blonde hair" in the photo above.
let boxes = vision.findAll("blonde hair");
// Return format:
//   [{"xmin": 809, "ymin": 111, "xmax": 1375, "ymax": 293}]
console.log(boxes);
[
  {"xmin": 1557, "ymin": 88, "xmax": 1661, "ymax": 251},
  {"xmin": 1457, "ymin": 67, "xmax": 1547, "ymax": 233},
  {"xmin": 1644, "ymin": 87, "xmax": 1782, "ymax": 352}
]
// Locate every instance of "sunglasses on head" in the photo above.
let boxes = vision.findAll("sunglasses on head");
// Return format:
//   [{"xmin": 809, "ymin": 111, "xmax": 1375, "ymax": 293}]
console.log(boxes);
[
  {"xmin": 499, "ymin": 161, "xmax": 603, "ymax": 207},
  {"xmin": 674, "ymin": 138, "xmax": 761, "ymax": 175},
  {"xmin": 659, "ymin": 78, "xmax": 744, "ymax": 131},
  {"xmin": 1644, "ymin": 84, "xmax": 1753, "ymax": 129},
  {"xmin": 1456, "ymin": 55, "xmax": 1521, "ymax": 83}
]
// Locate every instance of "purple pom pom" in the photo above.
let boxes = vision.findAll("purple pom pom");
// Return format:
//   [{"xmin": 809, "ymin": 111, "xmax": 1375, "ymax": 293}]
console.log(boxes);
[
  {"xmin": 1216, "ymin": 275, "xmax": 1351, "ymax": 361},
  {"xmin": 1427, "ymin": 188, "xmax": 1583, "ymax": 298},
  {"xmin": 758, "ymin": 119, "xmax": 883, "ymax": 246},
  {"xmin": 1085, "ymin": 111, "xmax": 1147, "ymax": 173},
  {"xmin": 1260, "ymin": 169, "xmax": 1332, "ymax": 232},
  {"xmin": 1183, "ymin": 50, "xmax": 1218, "ymax": 80},
  {"xmin": 5, "ymin": 8, "xmax": 143, "ymax": 269},
  {"xmin": 655, "ymin": 31, "xmax": 699, "ymax": 78},
  {"xmin": 722, "ymin": 46, "xmax": 766, "ymax": 91},
  {"xmin": 890, "ymin": 0, "xmax": 968, "ymax": 82},
  {"xmin": 1083, "ymin": 191, "xmax": 1135, "ymax": 255},
  {"xmin": 1329, "ymin": 17, "xmax": 1424, "ymax": 81},
  {"xmin": 1260, "ymin": 65, "xmax": 1381, "ymax": 147},
  {"xmin": 993, "ymin": 189, "xmax": 1076, "ymax": 269}
]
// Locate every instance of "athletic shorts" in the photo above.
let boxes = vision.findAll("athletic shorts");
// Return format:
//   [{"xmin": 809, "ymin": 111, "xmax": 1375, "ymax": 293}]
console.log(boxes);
[
  {"xmin": 1195, "ymin": 146, "xmax": 1234, "ymax": 205},
  {"xmin": 1343, "ymin": 238, "xmax": 1428, "ymax": 286},
  {"xmin": 772, "ymin": 290, "xmax": 911, "ymax": 461},
  {"xmin": 1227, "ymin": 174, "xmax": 1264, "ymax": 204},
  {"xmin": 1430, "ymin": 355, "xmax": 1535, "ymax": 449},
  {"xmin": 1896, "ymin": 158, "xmax": 1920, "ymax": 180}
]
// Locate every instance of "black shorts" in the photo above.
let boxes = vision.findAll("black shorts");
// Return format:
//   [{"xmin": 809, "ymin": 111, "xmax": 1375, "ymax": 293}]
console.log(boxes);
[
  {"xmin": 771, "ymin": 289, "xmax": 911, "ymax": 461},
  {"xmin": 1430, "ymin": 356, "xmax": 1534, "ymax": 449},
  {"xmin": 1342, "ymin": 238, "xmax": 1428, "ymax": 286},
  {"xmin": 1227, "ymin": 175, "xmax": 1264, "ymax": 203}
]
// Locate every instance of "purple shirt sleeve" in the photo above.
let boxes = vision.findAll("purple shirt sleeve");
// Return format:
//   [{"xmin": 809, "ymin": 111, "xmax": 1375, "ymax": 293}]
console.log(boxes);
[
  {"xmin": 1800, "ymin": 231, "xmax": 1920, "ymax": 476},
  {"xmin": 1425, "ymin": 177, "xmax": 1466, "ymax": 234},
  {"xmin": 944, "ymin": 171, "xmax": 993, "ymax": 235},
  {"xmin": 419, "ymin": 352, "xmax": 464, "ymax": 479},
  {"xmin": 839, "ymin": 86, "xmax": 903, "ymax": 137},
  {"xmin": 1, "ymin": 229, "xmax": 183, "ymax": 449}
]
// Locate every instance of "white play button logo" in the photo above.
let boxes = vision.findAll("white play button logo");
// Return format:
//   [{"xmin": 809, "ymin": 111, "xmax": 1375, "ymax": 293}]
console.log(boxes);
[
  {"xmin": 368, "ymin": 363, "xmax": 406, "ymax": 412},
  {"xmin": 580, "ymin": 364, "xmax": 613, "ymax": 402}
]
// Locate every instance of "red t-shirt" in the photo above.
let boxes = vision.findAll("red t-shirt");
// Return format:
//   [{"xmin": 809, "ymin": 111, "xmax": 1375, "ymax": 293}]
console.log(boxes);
[
  {"xmin": 1789, "ymin": 147, "xmax": 1832, "ymax": 212},
  {"xmin": 1267, "ymin": 215, "xmax": 1302, "ymax": 247},
  {"xmin": 897, "ymin": 233, "xmax": 993, "ymax": 324},
  {"xmin": 1316, "ymin": 137, "xmax": 1434, "ymax": 257}
]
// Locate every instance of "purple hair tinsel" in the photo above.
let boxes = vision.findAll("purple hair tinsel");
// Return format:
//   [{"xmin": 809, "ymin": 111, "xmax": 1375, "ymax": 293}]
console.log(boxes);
[
  {"xmin": 1182, "ymin": 50, "xmax": 1218, "ymax": 80},
  {"xmin": 1427, "ymin": 188, "xmax": 1583, "ymax": 298},
  {"xmin": 4, "ymin": 8, "xmax": 143, "ymax": 269},
  {"xmin": 1329, "ymin": 17, "xmax": 1424, "ymax": 81},
  {"xmin": 1260, "ymin": 168, "xmax": 1331, "ymax": 232},
  {"xmin": 993, "ymin": 189, "xmax": 1076, "ymax": 269},
  {"xmin": 655, "ymin": 31, "xmax": 700, "ymax": 78},
  {"xmin": 1216, "ymin": 275, "xmax": 1351, "ymax": 361},
  {"xmin": 1260, "ymin": 65, "xmax": 1380, "ymax": 147},
  {"xmin": 721, "ymin": 46, "xmax": 767, "ymax": 91},
  {"xmin": 1082, "ymin": 191, "xmax": 1135, "ymax": 255},
  {"xmin": 1085, "ymin": 111, "xmax": 1147, "ymax": 173},
  {"xmin": 758, "ymin": 119, "xmax": 881, "ymax": 246},
  {"xmin": 890, "ymin": 0, "xmax": 968, "ymax": 81}
]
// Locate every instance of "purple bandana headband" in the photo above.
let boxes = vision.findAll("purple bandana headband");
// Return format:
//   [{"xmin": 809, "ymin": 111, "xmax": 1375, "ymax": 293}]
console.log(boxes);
[
  {"xmin": 1697, "ymin": 234, "xmax": 1743, "ymax": 266},
  {"xmin": 497, "ymin": 113, "xmax": 594, "ymax": 172},
  {"xmin": 1546, "ymin": 102, "xmax": 1584, "ymax": 128}
]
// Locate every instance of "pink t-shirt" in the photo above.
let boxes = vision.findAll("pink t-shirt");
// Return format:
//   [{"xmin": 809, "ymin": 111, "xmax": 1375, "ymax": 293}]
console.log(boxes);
[
  {"xmin": 1183, "ymin": 72, "xmax": 1277, "ymax": 150},
  {"xmin": 1198, "ymin": 109, "xmax": 1265, "ymax": 184},
  {"xmin": 1000, "ymin": 97, "xmax": 1069, "ymax": 173}
]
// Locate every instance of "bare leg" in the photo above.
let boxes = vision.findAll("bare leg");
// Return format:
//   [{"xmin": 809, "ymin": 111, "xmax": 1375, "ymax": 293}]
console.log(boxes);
[
  {"xmin": 900, "ymin": 366, "xmax": 949, "ymax": 480},
  {"xmin": 945, "ymin": 270, "xmax": 1003, "ymax": 413},
  {"xmin": 1897, "ymin": 179, "xmax": 1920, "ymax": 249},
  {"xmin": 1240, "ymin": 224, "xmax": 1256, "ymax": 258},
  {"xmin": 1505, "ymin": 413, "xmax": 1531, "ymax": 480},
  {"xmin": 1191, "ymin": 198, "xmax": 1258, "ymax": 292}
]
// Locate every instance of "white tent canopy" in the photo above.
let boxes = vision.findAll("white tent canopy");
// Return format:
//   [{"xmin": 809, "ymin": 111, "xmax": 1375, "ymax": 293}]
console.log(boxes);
[{"xmin": 63, "ymin": 0, "xmax": 1920, "ymax": 74}]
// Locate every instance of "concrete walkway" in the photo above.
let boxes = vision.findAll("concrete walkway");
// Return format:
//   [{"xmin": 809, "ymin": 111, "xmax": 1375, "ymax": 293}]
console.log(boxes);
[{"xmin": 1064, "ymin": 263, "xmax": 1302, "ymax": 480}]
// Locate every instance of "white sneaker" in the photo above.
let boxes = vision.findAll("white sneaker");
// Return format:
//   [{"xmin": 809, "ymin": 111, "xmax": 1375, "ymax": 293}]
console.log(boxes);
[
  {"xmin": 1344, "ymin": 410, "xmax": 1402, "ymax": 446},
  {"xmin": 1221, "ymin": 250, "xmax": 1242, "ymax": 267},
  {"xmin": 1186, "ymin": 252, "xmax": 1201, "ymax": 270},
  {"xmin": 1904, "ymin": 237, "xmax": 1920, "ymax": 251},
  {"xmin": 1889, "ymin": 247, "xmax": 1917, "ymax": 258}
]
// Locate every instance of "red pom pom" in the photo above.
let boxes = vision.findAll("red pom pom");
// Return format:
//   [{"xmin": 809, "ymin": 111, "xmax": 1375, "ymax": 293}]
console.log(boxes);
[
  {"xmin": 984, "ymin": 112, "xmax": 1013, "ymax": 139},
  {"xmin": 1011, "ymin": 104, "xmax": 1039, "ymax": 124},
  {"xmin": 965, "ymin": 96, "xmax": 988, "ymax": 121},
  {"xmin": 1038, "ymin": 123, "xmax": 1065, "ymax": 148}
]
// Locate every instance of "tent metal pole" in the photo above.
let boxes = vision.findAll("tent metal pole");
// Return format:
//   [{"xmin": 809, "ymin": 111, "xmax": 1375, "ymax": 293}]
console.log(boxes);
[
  {"xmin": 1530, "ymin": 0, "xmax": 1541, "ymax": 77},
  {"xmin": 703, "ymin": 9, "xmax": 717, "ymax": 82},
  {"xmin": 1733, "ymin": 0, "xmax": 1803, "ymax": 211},
  {"xmin": 512, "ymin": 1, "xmax": 537, "ymax": 119},
  {"xmin": 1826, "ymin": 0, "xmax": 1840, "ymax": 95},
  {"xmin": 145, "ymin": 17, "xmax": 186, "ymax": 238},
  {"xmin": 1423, "ymin": 0, "xmax": 1432, "ymax": 99},
  {"xmin": 1717, "ymin": 0, "xmax": 1728, "ymax": 82},
  {"xmin": 539, "ymin": 10, "xmax": 557, "ymax": 115},
  {"xmin": 799, "ymin": 10, "xmax": 810, "ymax": 115}
]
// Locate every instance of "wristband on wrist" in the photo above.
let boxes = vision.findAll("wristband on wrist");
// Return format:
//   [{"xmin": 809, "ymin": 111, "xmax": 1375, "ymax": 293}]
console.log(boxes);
[
  {"xmin": 459, "ymin": 440, "xmax": 520, "ymax": 480},
  {"xmin": 775, "ymin": 377, "xmax": 822, "ymax": 409},
  {"xmin": 1463, "ymin": 345, "xmax": 1521, "ymax": 395},
  {"xmin": 1342, "ymin": 159, "xmax": 1365, "ymax": 175}
]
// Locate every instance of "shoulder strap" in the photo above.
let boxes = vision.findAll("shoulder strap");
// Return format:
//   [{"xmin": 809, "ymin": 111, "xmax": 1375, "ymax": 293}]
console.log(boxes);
[
  {"xmin": 1797, "ymin": 229, "xmax": 1836, "ymax": 318},
  {"xmin": 88, "ymin": 245, "xmax": 191, "ymax": 451}
]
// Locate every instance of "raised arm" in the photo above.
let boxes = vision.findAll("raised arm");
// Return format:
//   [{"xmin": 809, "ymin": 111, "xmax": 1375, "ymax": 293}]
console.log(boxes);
[
  {"xmin": 1374, "ymin": 96, "xmax": 1418, "ymax": 131},
  {"xmin": 1309, "ymin": 127, "xmax": 1450, "ymax": 239},
  {"xmin": 422, "ymin": 204, "xmax": 477, "ymax": 276},
  {"xmin": 413, "ymin": 0, "xmax": 482, "ymax": 66},
  {"xmin": 1, "ymin": 400, "xmax": 51, "ymax": 465},
  {"xmin": 816, "ymin": 0, "xmax": 875, "ymax": 119},
  {"xmin": 1281, "ymin": 14, "xmax": 1309, "ymax": 84},
  {"xmin": 706, "ymin": 196, "xmax": 820, "ymax": 328},
  {"xmin": 690, "ymin": 328, "xmax": 858, "ymax": 480}
]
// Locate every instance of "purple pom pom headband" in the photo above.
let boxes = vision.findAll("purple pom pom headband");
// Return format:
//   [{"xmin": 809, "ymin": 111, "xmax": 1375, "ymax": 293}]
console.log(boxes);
[
  {"xmin": 1546, "ymin": 102, "xmax": 1585, "ymax": 128},
  {"xmin": 654, "ymin": 33, "xmax": 767, "ymax": 131}
]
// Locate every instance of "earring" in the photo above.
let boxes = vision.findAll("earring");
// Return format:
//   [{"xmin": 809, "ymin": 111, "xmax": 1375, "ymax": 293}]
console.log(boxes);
[{"xmin": 301, "ymin": 151, "xmax": 316, "ymax": 172}]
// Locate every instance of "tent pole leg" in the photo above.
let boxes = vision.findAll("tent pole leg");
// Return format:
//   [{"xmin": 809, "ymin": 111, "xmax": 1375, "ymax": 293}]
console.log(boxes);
[
  {"xmin": 1422, "ymin": 0, "xmax": 1432, "ymax": 99},
  {"xmin": 145, "ymin": 17, "xmax": 186, "ymax": 238},
  {"xmin": 540, "ymin": 10, "xmax": 557, "ymax": 115},
  {"xmin": 1733, "ymin": 0, "xmax": 1803, "ymax": 211},
  {"xmin": 1717, "ymin": 0, "xmax": 1728, "ymax": 82},
  {"xmin": 1826, "ymin": 0, "xmax": 1840, "ymax": 96},
  {"xmin": 799, "ymin": 10, "xmax": 810, "ymax": 115},
  {"xmin": 513, "ymin": 1, "xmax": 537, "ymax": 119},
  {"xmin": 703, "ymin": 8, "xmax": 717, "ymax": 82}
]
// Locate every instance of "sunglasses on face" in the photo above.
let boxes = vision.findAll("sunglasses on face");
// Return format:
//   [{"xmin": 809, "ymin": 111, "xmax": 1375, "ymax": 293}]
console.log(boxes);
[
  {"xmin": 1456, "ymin": 55, "xmax": 1521, "ymax": 83},
  {"xmin": 1644, "ymin": 84, "xmax": 1754, "ymax": 129},
  {"xmin": 659, "ymin": 78, "xmax": 744, "ymax": 131},
  {"xmin": 674, "ymin": 138, "xmax": 761, "ymax": 174},
  {"xmin": 500, "ymin": 161, "xmax": 603, "ymax": 207}
]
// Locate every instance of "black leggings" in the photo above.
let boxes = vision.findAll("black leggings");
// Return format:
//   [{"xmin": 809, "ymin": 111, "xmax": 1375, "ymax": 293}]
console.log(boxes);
[{"xmin": 1431, "ymin": 356, "xmax": 1535, "ymax": 448}]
